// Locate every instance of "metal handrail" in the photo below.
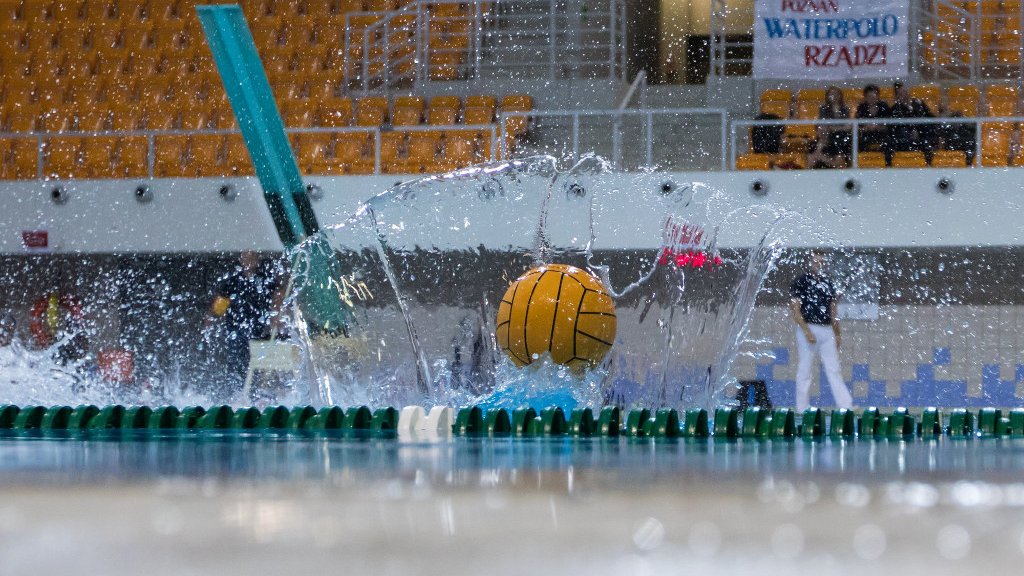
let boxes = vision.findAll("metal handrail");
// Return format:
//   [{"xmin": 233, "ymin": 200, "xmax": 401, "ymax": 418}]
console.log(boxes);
[
  {"xmin": 498, "ymin": 107, "xmax": 729, "ymax": 170},
  {"xmin": 731, "ymin": 115, "xmax": 1024, "ymax": 169}
]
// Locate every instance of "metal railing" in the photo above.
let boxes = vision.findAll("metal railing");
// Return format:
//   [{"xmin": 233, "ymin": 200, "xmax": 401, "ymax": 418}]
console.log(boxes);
[
  {"xmin": 730, "ymin": 116, "xmax": 1023, "ymax": 169},
  {"xmin": 344, "ymin": 0, "xmax": 626, "ymax": 94},
  {"xmin": 0, "ymin": 124, "xmax": 500, "ymax": 180},
  {"xmin": 912, "ymin": 0, "xmax": 1024, "ymax": 81},
  {"xmin": 499, "ymin": 108, "xmax": 728, "ymax": 171}
]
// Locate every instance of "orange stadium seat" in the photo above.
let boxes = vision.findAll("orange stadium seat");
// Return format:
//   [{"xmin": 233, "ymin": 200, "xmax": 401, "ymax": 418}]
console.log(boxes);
[
  {"xmin": 190, "ymin": 135, "xmax": 225, "ymax": 177},
  {"xmin": 784, "ymin": 101, "xmax": 817, "ymax": 140},
  {"xmin": 463, "ymin": 106, "xmax": 494, "ymax": 126},
  {"xmin": 44, "ymin": 137, "xmax": 84, "ymax": 179},
  {"xmin": 909, "ymin": 85, "xmax": 941, "ymax": 112},
  {"xmin": 760, "ymin": 100, "xmax": 790, "ymax": 118},
  {"xmin": 857, "ymin": 152, "xmax": 887, "ymax": 169},
  {"xmin": 841, "ymin": 87, "xmax": 863, "ymax": 107},
  {"xmin": 427, "ymin": 106, "xmax": 458, "ymax": 126},
  {"xmin": 466, "ymin": 94, "xmax": 497, "ymax": 111},
  {"xmin": 796, "ymin": 88, "xmax": 826, "ymax": 103},
  {"xmin": 318, "ymin": 98, "xmax": 354, "ymax": 127},
  {"xmin": 355, "ymin": 96, "xmax": 388, "ymax": 127},
  {"xmin": 224, "ymin": 135, "xmax": 255, "ymax": 176},
  {"xmin": 154, "ymin": 135, "xmax": 190, "ymax": 177},
  {"xmin": 891, "ymin": 151, "xmax": 927, "ymax": 168},
  {"xmin": 116, "ymin": 137, "xmax": 150, "ymax": 178},
  {"xmin": 82, "ymin": 137, "xmax": 118, "ymax": 178},
  {"xmin": 735, "ymin": 153, "xmax": 771, "ymax": 170},
  {"xmin": 931, "ymin": 150, "xmax": 969, "ymax": 167},
  {"xmin": 981, "ymin": 129, "xmax": 1011, "ymax": 166},
  {"xmin": 760, "ymin": 89, "xmax": 791, "ymax": 103}
]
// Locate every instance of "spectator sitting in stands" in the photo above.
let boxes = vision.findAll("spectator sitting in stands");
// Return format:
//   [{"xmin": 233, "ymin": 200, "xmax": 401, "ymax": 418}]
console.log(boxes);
[
  {"xmin": 807, "ymin": 87, "xmax": 851, "ymax": 169},
  {"xmin": 855, "ymin": 84, "xmax": 891, "ymax": 156},
  {"xmin": 752, "ymin": 113, "xmax": 783, "ymax": 154},
  {"xmin": 889, "ymin": 80, "xmax": 936, "ymax": 161},
  {"xmin": 939, "ymin": 108, "xmax": 978, "ymax": 166}
]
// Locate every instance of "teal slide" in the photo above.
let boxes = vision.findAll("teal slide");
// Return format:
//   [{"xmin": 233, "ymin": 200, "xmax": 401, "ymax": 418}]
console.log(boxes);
[{"xmin": 196, "ymin": 4, "xmax": 353, "ymax": 334}]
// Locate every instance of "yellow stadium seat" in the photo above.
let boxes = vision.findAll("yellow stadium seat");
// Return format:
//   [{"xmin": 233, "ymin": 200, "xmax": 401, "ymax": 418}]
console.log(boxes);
[
  {"xmin": 501, "ymin": 94, "xmax": 532, "ymax": 111},
  {"xmin": 82, "ymin": 137, "xmax": 118, "ymax": 178},
  {"xmin": 154, "ymin": 135, "xmax": 190, "ymax": 177},
  {"xmin": 190, "ymin": 135, "xmax": 225, "ymax": 177},
  {"xmin": 735, "ymin": 153, "xmax": 771, "ymax": 170},
  {"xmin": 427, "ymin": 107, "xmax": 458, "ymax": 126},
  {"xmin": 463, "ymin": 106, "xmax": 494, "ymax": 126},
  {"xmin": 380, "ymin": 131, "xmax": 407, "ymax": 165},
  {"xmin": 318, "ymin": 98, "xmax": 354, "ymax": 127},
  {"xmin": 407, "ymin": 132, "xmax": 440, "ymax": 164},
  {"xmin": 78, "ymin": 109, "xmax": 111, "ymax": 132},
  {"xmin": 947, "ymin": 96, "xmax": 980, "ymax": 116},
  {"xmin": 391, "ymin": 106, "xmax": 422, "ymax": 127},
  {"xmin": 857, "ymin": 152, "xmax": 887, "ymax": 168},
  {"xmin": 443, "ymin": 134, "xmax": 477, "ymax": 169},
  {"xmin": 891, "ymin": 151, "xmax": 927, "ymax": 168},
  {"xmin": 224, "ymin": 135, "xmax": 254, "ymax": 176},
  {"xmin": 355, "ymin": 97, "xmax": 388, "ymax": 127},
  {"xmin": 465, "ymin": 94, "xmax": 497, "ymax": 111},
  {"xmin": 335, "ymin": 133, "xmax": 374, "ymax": 174},
  {"xmin": 760, "ymin": 100, "xmax": 790, "ymax": 118},
  {"xmin": 394, "ymin": 95, "xmax": 426, "ymax": 112},
  {"xmin": 784, "ymin": 101, "xmax": 817, "ymax": 139},
  {"xmin": 3, "ymin": 138, "xmax": 39, "ymax": 179},
  {"xmin": 910, "ymin": 85, "xmax": 941, "ymax": 111},
  {"xmin": 878, "ymin": 86, "xmax": 895, "ymax": 102},
  {"xmin": 44, "ymin": 137, "xmax": 84, "ymax": 179},
  {"xmin": 988, "ymin": 98, "xmax": 1016, "ymax": 116},
  {"xmin": 771, "ymin": 152, "xmax": 807, "ymax": 169},
  {"xmin": 53, "ymin": 1, "xmax": 85, "ymax": 22},
  {"xmin": 840, "ymin": 87, "xmax": 863, "ymax": 107},
  {"xmin": 430, "ymin": 95, "xmax": 462, "ymax": 111},
  {"xmin": 116, "ymin": 137, "xmax": 149, "ymax": 178},
  {"xmin": 981, "ymin": 129, "xmax": 1011, "ymax": 165},
  {"xmin": 986, "ymin": 85, "xmax": 1018, "ymax": 101},
  {"xmin": 931, "ymin": 150, "xmax": 968, "ymax": 167},
  {"xmin": 796, "ymin": 88, "xmax": 826, "ymax": 103},
  {"xmin": 5, "ymin": 111, "xmax": 38, "ymax": 133},
  {"xmin": 759, "ymin": 89, "xmax": 791, "ymax": 103}
]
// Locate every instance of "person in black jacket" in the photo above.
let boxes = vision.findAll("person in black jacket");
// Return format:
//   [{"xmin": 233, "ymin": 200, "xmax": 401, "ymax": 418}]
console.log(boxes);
[
  {"xmin": 855, "ymin": 84, "xmax": 891, "ymax": 156},
  {"xmin": 889, "ymin": 80, "xmax": 936, "ymax": 161}
]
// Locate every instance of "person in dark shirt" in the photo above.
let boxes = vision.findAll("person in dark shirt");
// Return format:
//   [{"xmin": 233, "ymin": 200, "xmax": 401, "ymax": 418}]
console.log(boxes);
[
  {"xmin": 751, "ymin": 113, "xmax": 783, "ymax": 154},
  {"xmin": 940, "ymin": 109, "xmax": 978, "ymax": 165},
  {"xmin": 855, "ymin": 84, "xmax": 891, "ymax": 155},
  {"xmin": 789, "ymin": 251, "xmax": 853, "ymax": 412},
  {"xmin": 205, "ymin": 251, "xmax": 286, "ymax": 391},
  {"xmin": 889, "ymin": 80, "xmax": 936, "ymax": 160}
]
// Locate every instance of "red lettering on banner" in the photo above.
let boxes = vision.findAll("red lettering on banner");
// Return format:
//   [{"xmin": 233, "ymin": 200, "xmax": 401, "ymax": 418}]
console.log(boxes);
[
  {"xmin": 803, "ymin": 44, "xmax": 889, "ymax": 68},
  {"xmin": 781, "ymin": 0, "xmax": 839, "ymax": 13}
]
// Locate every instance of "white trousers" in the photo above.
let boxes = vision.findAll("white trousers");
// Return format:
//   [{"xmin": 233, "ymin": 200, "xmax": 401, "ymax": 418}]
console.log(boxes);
[{"xmin": 795, "ymin": 324, "xmax": 853, "ymax": 412}]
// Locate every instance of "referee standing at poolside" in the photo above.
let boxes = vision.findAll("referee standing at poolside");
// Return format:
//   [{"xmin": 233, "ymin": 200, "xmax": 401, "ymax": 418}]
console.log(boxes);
[{"xmin": 789, "ymin": 251, "xmax": 853, "ymax": 412}]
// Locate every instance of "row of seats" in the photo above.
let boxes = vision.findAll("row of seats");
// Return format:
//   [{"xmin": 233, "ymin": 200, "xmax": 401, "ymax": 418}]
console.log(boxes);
[
  {"xmin": 924, "ymin": 0, "xmax": 1023, "ymax": 64},
  {"xmin": 0, "ymin": 91, "xmax": 532, "ymax": 132},
  {"xmin": 0, "ymin": 0, "xmax": 420, "ymax": 23},
  {"xmin": 0, "ymin": 129, "xmax": 505, "ymax": 179},
  {"xmin": 737, "ymin": 141, "xmax": 1024, "ymax": 170},
  {"xmin": 761, "ymin": 84, "xmax": 1019, "ymax": 118}
]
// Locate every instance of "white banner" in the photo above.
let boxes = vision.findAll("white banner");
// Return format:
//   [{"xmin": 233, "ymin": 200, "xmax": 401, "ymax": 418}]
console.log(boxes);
[{"xmin": 753, "ymin": 0, "xmax": 909, "ymax": 80}]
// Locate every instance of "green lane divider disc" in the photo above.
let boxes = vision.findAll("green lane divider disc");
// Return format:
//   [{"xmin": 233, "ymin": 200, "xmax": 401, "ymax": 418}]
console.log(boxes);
[
  {"xmin": 948, "ymin": 408, "xmax": 975, "ymax": 439},
  {"xmin": 770, "ymin": 409, "xmax": 795, "ymax": 438},
  {"xmin": 343, "ymin": 406, "xmax": 372, "ymax": 430},
  {"xmin": 177, "ymin": 406, "xmax": 206, "ymax": 429},
  {"xmin": 921, "ymin": 408, "xmax": 942, "ymax": 440},
  {"xmin": 123, "ymin": 406, "xmax": 153, "ymax": 429},
  {"xmin": 371, "ymin": 407, "xmax": 397, "ymax": 431},
  {"xmin": 887, "ymin": 407, "xmax": 914, "ymax": 438},
  {"xmin": 525, "ymin": 416, "xmax": 544, "ymax": 437},
  {"xmin": 512, "ymin": 407, "xmax": 537, "ymax": 436},
  {"xmin": 454, "ymin": 406, "xmax": 483, "ymax": 435},
  {"xmin": 198, "ymin": 405, "xmax": 234, "ymax": 429},
  {"xmin": 624, "ymin": 408, "xmax": 651, "ymax": 437},
  {"xmin": 308, "ymin": 406, "xmax": 345, "ymax": 430},
  {"xmin": 540, "ymin": 407, "xmax": 567, "ymax": 436},
  {"xmin": 288, "ymin": 406, "xmax": 318, "ymax": 430},
  {"xmin": 829, "ymin": 409, "xmax": 855, "ymax": 438},
  {"xmin": 568, "ymin": 408, "xmax": 594, "ymax": 437},
  {"xmin": 713, "ymin": 407, "xmax": 738, "ymax": 438},
  {"xmin": 978, "ymin": 408, "xmax": 1001, "ymax": 437},
  {"xmin": 654, "ymin": 408, "xmax": 681, "ymax": 438},
  {"xmin": 742, "ymin": 408, "xmax": 764, "ymax": 438},
  {"xmin": 682, "ymin": 409, "xmax": 709, "ymax": 438},
  {"xmin": 67, "ymin": 405, "xmax": 99, "ymax": 429},
  {"xmin": 260, "ymin": 406, "xmax": 290, "ymax": 429},
  {"xmin": 0, "ymin": 405, "xmax": 20, "ymax": 429},
  {"xmin": 996, "ymin": 416, "xmax": 1011, "ymax": 437},
  {"xmin": 801, "ymin": 408, "xmax": 825, "ymax": 438},
  {"xmin": 232, "ymin": 407, "xmax": 262, "ymax": 429},
  {"xmin": 1010, "ymin": 409, "xmax": 1024, "ymax": 438},
  {"xmin": 484, "ymin": 409, "xmax": 512, "ymax": 436},
  {"xmin": 89, "ymin": 405, "xmax": 126, "ymax": 430},
  {"xmin": 859, "ymin": 407, "xmax": 880, "ymax": 438},
  {"xmin": 41, "ymin": 406, "xmax": 72, "ymax": 430},
  {"xmin": 598, "ymin": 406, "xmax": 620, "ymax": 437},
  {"xmin": 148, "ymin": 406, "xmax": 181, "ymax": 429},
  {"xmin": 14, "ymin": 405, "xmax": 45, "ymax": 430}
]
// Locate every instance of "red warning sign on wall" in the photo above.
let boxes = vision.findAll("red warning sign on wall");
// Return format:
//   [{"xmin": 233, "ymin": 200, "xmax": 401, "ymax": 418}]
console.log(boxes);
[{"xmin": 21, "ymin": 230, "xmax": 48, "ymax": 250}]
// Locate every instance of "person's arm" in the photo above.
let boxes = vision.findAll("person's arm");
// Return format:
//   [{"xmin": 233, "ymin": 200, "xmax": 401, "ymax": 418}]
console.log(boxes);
[
  {"xmin": 830, "ymin": 299, "xmax": 841, "ymax": 350},
  {"xmin": 789, "ymin": 298, "xmax": 816, "ymax": 344}
]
